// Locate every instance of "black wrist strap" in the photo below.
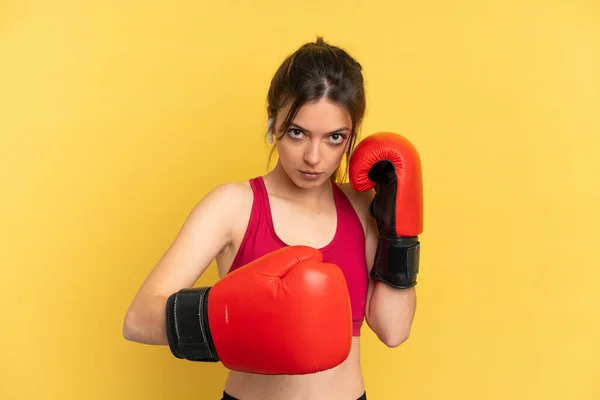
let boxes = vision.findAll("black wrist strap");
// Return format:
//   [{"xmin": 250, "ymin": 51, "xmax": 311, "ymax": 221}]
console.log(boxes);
[
  {"xmin": 165, "ymin": 287, "xmax": 220, "ymax": 362},
  {"xmin": 371, "ymin": 235, "xmax": 420, "ymax": 289}
]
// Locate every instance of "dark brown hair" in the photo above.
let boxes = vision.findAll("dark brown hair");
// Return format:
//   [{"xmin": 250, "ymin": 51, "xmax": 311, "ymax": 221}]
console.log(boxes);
[{"xmin": 266, "ymin": 36, "xmax": 366, "ymax": 183}]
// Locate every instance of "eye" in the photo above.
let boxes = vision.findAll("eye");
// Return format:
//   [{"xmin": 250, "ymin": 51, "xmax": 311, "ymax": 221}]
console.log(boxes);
[
  {"xmin": 287, "ymin": 128, "xmax": 305, "ymax": 140},
  {"xmin": 329, "ymin": 133, "xmax": 346, "ymax": 145}
]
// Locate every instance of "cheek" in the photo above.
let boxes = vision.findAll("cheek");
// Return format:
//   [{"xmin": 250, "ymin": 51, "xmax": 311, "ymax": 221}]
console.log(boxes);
[
  {"xmin": 276, "ymin": 143, "xmax": 296, "ymax": 164},
  {"xmin": 329, "ymin": 146, "xmax": 347, "ymax": 162}
]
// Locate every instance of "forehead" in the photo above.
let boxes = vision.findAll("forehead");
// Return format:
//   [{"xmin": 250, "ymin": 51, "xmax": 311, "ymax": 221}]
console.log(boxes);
[{"xmin": 289, "ymin": 99, "xmax": 352, "ymax": 131}]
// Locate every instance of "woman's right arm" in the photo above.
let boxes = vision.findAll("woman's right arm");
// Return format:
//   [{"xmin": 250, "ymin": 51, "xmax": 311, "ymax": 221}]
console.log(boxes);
[{"xmin": 122, "ymin": 183, "xmax": 242, "ymax": 345}]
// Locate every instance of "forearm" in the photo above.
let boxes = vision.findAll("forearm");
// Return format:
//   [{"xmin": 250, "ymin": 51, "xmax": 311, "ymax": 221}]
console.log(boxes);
[
  {"xmin": 366, "ymin": 282, "xmax": 416, "ymax": 348},
  {"xmin": 123, "ymin": 294, "xmax": 169, "ymax": 345}
]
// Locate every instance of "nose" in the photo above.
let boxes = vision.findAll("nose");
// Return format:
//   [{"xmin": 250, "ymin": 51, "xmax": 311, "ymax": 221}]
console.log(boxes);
[{"xmin": 303, "ymin": 139, "xmax": 321, "ymax": 166}]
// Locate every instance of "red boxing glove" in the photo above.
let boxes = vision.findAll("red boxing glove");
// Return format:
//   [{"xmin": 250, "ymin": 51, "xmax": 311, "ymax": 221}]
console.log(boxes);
[
  {"xmin": 349, "ymin": 132, "xmax": 423, "ymax": 289},
  {"xmin": 166, "ymin": 246, "xmax": 353, "ymax": 375}
]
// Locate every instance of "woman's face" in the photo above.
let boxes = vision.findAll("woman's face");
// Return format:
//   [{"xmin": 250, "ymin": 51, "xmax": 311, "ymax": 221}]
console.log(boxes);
[{"xmin": 274, "ymin": 98, "xmax": 353, "ymax": 189}]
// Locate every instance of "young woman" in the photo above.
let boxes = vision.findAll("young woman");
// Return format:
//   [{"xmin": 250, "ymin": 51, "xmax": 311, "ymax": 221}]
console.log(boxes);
[{"xmin": 123, "ymin": 37, "xmax": 419, "ymax": 400}]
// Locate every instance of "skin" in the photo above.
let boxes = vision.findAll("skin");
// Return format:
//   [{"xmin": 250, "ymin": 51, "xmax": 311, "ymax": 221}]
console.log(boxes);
[{"xmin": 123, "ymin": 98, "xmax": 417, "ymax": 400}]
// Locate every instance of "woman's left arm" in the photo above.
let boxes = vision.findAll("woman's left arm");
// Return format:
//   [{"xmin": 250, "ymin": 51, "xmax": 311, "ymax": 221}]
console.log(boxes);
[{"xmin": 363, "ymin": 193, "xmax": 417, "ymax": 348}]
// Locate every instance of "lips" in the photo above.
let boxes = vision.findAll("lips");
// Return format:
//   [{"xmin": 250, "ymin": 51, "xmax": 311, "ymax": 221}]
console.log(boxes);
[
  {"xmin": 300, "ymin": 170, "xmax": 322, "ymax": 175},
  {"xmin": 299, "ymin": 170, "xmax": 323, "ymax": 180}
]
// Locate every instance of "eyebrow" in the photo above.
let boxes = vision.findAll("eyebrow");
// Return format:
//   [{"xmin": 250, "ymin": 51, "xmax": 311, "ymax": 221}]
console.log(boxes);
[{"xmin": 290, "ymin": 122, "xmax": 350, "ymax": 135}]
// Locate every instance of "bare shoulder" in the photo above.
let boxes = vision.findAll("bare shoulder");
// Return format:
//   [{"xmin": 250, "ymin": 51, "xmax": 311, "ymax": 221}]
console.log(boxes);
[
  {"xmin": 181, "ymin": 180, "xmax": 253, "ymax": 237},
  {"xmin": 207, "ymin": 179, "xmax": 254, "ymax": 230},
  {"xmin": 339, "ymin": 182, "xmax": 375, "ymax": 232},
  {"xmin": 200, "ymin": 180, "xmax": 253, "ymax": 221},
  {"xmin": 207, "ymin": 180, "xmax": 252, "ymax": 201}
]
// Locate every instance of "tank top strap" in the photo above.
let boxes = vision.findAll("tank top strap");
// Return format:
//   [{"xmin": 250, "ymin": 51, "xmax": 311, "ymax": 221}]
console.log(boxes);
[
  {"xmin": 228, "ymin": 177, "xmax": 269, "ymax": 272},
  {"xmin": 331, "ymin": 182, "xmax": 348, "ymax": 207},
  {"xmin": 247, "ymin": 176, "xmax": 267, "ymax": 227},
  {"xmin": 253, "ymin": 176, "xmax": 291, "ymax": 248},
  {"xmin": 251, "ymin": 176, "xmax": 273, "ymax": 227},
  {"xmin": 331, "ymin": 182, "xmax": 366, "ymax": 239},
  {"xmin": 249, "ymin": 176, "xmax": 268, "ymax": 206}
]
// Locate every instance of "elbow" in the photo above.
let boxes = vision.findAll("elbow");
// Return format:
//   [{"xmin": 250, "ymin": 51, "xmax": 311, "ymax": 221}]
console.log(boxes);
[
  {"xmin": 379, "ymin": 327, "xmax": 411, "ymax": 348},
  {"xmin": 122, "ymin": 310, "xmax": 139, "ymax": 342},
  {"xmin": 122, "ymin": 294, "xmax": 169, "ymax": 345},
  {"xmin": 367, "ymin": 313, "xmax": 413, "ymax": 348},
  {"xmin": 122, "ymin": 324, "xmax": 134, "ymax": 342}
]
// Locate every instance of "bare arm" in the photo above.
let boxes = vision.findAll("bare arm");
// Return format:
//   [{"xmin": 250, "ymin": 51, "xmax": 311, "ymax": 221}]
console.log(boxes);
[
  {"xmin": 122, "ymin": 183, "xmax": 242, "ymax": 345},
  {"xmin": 358, "ymin": 189, "xmax": 417, "ymax": 348}
]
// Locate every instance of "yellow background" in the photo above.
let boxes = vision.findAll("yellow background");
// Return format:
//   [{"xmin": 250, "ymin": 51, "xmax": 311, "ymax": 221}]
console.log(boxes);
[{"xmin": 1, "ymin": 0, "xmax": 599, "ymax": 399}]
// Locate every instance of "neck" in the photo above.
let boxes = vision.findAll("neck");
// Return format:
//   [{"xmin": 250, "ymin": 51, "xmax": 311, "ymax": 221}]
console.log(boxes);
[{"xmin": 264, "ymin": 162, "xmax": 334, "ymax": 206}]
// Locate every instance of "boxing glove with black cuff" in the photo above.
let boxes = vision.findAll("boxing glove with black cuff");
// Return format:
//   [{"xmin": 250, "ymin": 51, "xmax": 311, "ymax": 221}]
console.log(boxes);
[
  {"xmin": 349, "ymin": 132, "xmax": 424, "ymax": 289},
  {"xmin": 165, "ymin": 245, "xmax": 353, "ymax": 375}
]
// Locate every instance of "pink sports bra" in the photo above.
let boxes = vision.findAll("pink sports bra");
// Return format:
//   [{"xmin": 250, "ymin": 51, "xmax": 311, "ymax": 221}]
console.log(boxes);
[{"xmin": 228, "ymin": 177, "xmax": 369, "ymax": 336}]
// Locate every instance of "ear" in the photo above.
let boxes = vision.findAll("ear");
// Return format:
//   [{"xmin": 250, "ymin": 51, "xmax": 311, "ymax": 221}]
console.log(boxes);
[
  {"xmin": 267, "ymin": 118, "xmax": 274, "ymax": 132},
  {"xmin": 267, "ymin": 119, "xmax": 275, "ymax": 144}
]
